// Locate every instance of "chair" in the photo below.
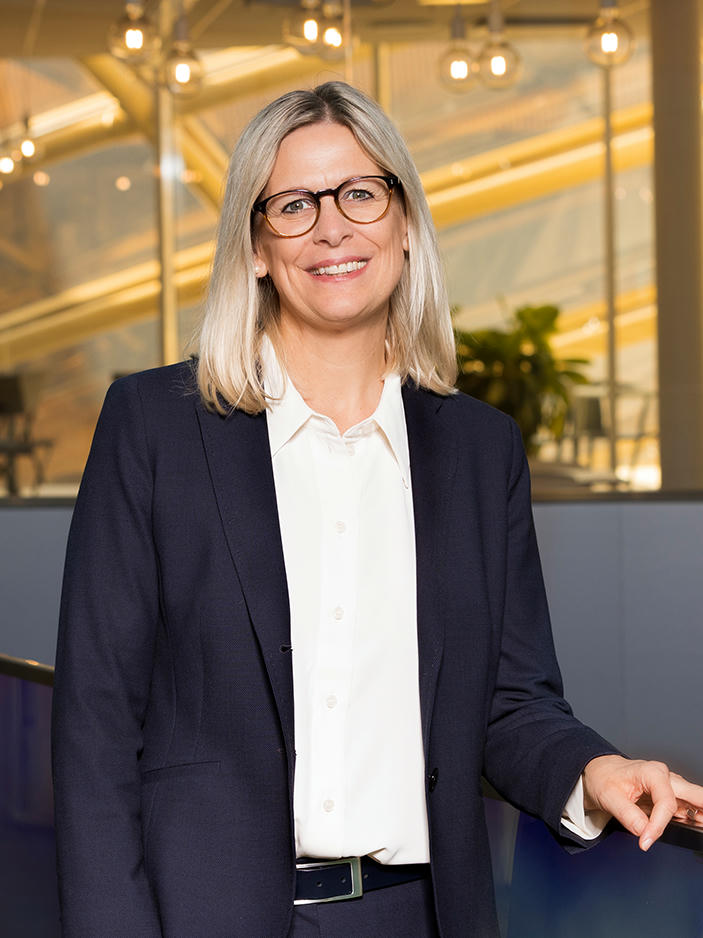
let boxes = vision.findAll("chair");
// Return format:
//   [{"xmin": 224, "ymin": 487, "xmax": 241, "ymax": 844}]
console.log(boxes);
[{"xmin": 0, "ymin": 374, "xmax": 53, "ymax": 497}]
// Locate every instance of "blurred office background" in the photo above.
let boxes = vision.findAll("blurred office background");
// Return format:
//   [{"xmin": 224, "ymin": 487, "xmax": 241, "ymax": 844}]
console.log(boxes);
[
  {"xmin": 1, "ymin": 2, "xmax": 702, "ymax": 936},
  {"xmin": 0, "ymin": 0, "xmax": 701, "ymax": 497}
]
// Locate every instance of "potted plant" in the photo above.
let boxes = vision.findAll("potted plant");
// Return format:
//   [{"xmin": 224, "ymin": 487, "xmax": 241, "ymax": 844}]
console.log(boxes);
[{"xmin": 454, "ymin": 304, "xmax": 588, "ymax": 455}]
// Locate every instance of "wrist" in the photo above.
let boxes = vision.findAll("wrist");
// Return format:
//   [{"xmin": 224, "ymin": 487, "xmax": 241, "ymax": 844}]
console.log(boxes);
[{"xmin": 583, "ymin": 754, "xmax": 628, "ymax": 812}]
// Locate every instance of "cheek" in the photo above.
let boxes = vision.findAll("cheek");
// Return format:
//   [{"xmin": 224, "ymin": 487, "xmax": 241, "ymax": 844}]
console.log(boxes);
[{"xmin": 255, "ymin": 239, "xmax": 290, "ymax": 280}]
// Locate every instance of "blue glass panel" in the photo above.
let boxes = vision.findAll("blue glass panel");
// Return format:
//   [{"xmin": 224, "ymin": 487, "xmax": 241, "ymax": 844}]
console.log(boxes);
[
  {"xmin": 1, "ymin": 666, "xmax": 701, "ymax": 938},
  {"xmin": 0, "ymin": 672, "xmax": 60, "ymax": 937}
]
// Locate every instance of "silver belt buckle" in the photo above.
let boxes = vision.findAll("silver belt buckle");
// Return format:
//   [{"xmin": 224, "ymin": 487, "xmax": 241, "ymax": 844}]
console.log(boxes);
[{"xmin": 294, "ymin": 856, "xmax": 363, "ymax": 905}]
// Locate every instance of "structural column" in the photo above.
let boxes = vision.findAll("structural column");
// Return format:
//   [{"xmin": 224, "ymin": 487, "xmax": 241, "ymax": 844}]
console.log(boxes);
[{"xmin": 650, "ymin": 0, "xmax": 703, "ymax": 489}]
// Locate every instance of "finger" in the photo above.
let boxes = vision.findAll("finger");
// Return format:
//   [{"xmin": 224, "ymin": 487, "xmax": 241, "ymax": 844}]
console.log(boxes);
[
  {"xmin": 670, "ymin": 775, "xmax": 703, "ymax": 809},
  {"xmin": 600, "ymin": 788, "xmax": 650, "ymax": 839},
  {"xmin": 639, "ymin": 770, "xmax": 678, "ymax": 851}
]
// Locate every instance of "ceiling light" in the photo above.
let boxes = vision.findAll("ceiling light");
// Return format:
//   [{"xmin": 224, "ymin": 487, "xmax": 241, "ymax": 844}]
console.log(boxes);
[
  {"xmin": 438, "ymin": 7, "xmax": 476, "ymax": 93},
  {"xmin": 164, "ymin": 14, "xmax": 203, "ymax": 96},
  {"xmin": 0, "ymin": 156, "xmax": 15, "ymax": 174},
  {"xmin": 284, "ymin": 0, "xmax": 324, "ymax": 54},
  {"xmin": 303, "ymin": 18, "xmax": 319, "ymax": 42},
  {"xmin": 19, "ymin": 115, "xmax": 40, "ymax": 160},
  {"xmin": 108, "ymin": 1, "xmax": 160, "ymax": 64},
  {"xmin": 323, "ymin": 25, "xmax": 343, "ymax": 48},
  {"xmin": 319, "ymin": 0, "xmax": 345, "ymax": 59},
  {"xmin": 585, "ymin": 0, "xmax": 634, "ymax": 68},
  {"xmin": 478, "ymin": 0, "xmax": 522, "ymax": 89}
]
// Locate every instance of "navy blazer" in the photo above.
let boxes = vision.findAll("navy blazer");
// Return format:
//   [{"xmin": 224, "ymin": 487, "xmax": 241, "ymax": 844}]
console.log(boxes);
[{"xmin": 52, "ymin": 362, "xmax": 615, "ymax": 937}]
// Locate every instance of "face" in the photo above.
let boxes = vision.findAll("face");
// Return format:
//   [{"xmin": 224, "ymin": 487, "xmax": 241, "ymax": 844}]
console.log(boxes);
[{"xmin": 253, "ymin": 122, "xmax": 409, "ymax": 339}]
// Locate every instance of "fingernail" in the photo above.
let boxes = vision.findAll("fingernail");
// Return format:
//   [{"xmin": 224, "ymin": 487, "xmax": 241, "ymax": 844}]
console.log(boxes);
[{"xmin": 641, "ymin": 836, "xmax": 653, "ymax": 851}]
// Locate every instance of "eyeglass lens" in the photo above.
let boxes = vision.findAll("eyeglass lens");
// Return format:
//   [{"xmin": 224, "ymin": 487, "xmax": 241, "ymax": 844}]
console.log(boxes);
[{"xmin": 264, "ymin": 177, "xmax": 392, "ymax": 236}]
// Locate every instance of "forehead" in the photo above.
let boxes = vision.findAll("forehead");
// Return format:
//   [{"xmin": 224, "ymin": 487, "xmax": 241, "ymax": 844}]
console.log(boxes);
[{"xmin": 264, "ymin": 122, "xmax": 382, "ymax": 194}]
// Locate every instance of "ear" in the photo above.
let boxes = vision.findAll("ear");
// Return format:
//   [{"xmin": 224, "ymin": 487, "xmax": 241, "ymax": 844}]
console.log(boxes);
[
  {"xmin": 402, "ymin": 226, "xmax": 409, "ymax": 253},
  {"xmin": 252, "ymin": 247, "xmax": 268, "ymax": 278}
]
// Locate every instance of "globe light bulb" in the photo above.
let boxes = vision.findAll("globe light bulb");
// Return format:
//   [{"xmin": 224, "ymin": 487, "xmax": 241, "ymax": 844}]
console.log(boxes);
[
  {"xmin": 20, "ymin": 137, "xmax": 36, "ymax": 159},
  {"xmin": 303, "ymin": 18, "xmax": 319, "ymax": 42},
  {"xmin": 317, "ymin": 9, "xmax": 346, "ymax": 61},
  {"xmin": 283, "ymin": 0, "xmax": 326, "ymax": 56},
  {"xmin": 438, "ymin": 8, "xmax": 475, "ymax": 94},
  {"xmin": 164, "ymin": 13, "xmax": 202, "ymax": 96},
  {"xmin": 585, "ymin": 4, "xmax": 634, "ymax": 67},
  {"xmin": 477, "ymin": 0, "xmax": 522, "ymax": 90},
  {"xmin": 0, "ymin": 156, "xmax": 15, "ymax": 174},
  {"xmin": 165, "ymin": 40, "xmax": 203, "ymax": 95},
  {"xmin": 323, "ymin": 26, "xmax": 343, "ymax": 48},
  {"xmin": 451, "ymin": 58, "xmax": 470, "ymax": 81},
  {"xmin": 439, "ymin": 44, "xmax": 476, "ymax": 93},
  {"xmin": 490, "ymin": 54, "xmax": 507, "ymax": 77},
  {"xmin": 108, "ymin": 2, "xmax": 160, "ymax": 64},
  {"xmin": 125, "ymin": 27, "xmax": 144, "ymax": 51},
  {"xmin": 478, "ymin": 39, "xmax": 522, "ymax": 89}
]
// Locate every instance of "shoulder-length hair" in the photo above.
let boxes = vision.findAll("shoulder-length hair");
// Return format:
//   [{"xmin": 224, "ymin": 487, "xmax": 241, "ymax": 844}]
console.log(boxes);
[{"xmin": 195, "ymin": 80, "xmax": 457, "ymax": 413}]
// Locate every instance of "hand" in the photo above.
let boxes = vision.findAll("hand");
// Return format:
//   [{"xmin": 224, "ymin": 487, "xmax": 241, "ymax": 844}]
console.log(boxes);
[{"xmin": 582, "ymin": 754, "xmax": 703, "ymax": 851}]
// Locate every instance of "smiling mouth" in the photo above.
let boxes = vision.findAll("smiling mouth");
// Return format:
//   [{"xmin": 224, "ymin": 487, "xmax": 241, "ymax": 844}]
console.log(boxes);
[{"xmin": 310, "ymin": 260, "xmax": 368, "ymax": 276}]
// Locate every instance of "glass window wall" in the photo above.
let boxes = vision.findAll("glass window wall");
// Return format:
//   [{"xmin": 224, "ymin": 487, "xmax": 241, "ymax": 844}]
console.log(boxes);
[{"xmin": 0, "ymin": 13, "xmax": 691, "ymax": 496}]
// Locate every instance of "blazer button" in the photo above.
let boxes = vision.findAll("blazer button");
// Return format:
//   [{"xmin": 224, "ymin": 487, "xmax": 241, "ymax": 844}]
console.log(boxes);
[{"xmin": 428, "ymin": 768, "xmax": 438, "ymax": 793}]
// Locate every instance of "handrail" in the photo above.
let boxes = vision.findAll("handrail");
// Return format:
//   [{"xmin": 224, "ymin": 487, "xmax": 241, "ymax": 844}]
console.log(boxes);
[
  {"xmin": 1, "ymin": 650, "xmax": 699, "ymax": 851},
  {"xmin": 0, "ymin": 651, "xmax": 54, "ymax": 686}
]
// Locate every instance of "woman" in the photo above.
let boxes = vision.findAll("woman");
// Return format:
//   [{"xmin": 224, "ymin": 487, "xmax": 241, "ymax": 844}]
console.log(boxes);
[{"xmin": 52, "ymin": 81, "xmax": 703, "ymax": 938}]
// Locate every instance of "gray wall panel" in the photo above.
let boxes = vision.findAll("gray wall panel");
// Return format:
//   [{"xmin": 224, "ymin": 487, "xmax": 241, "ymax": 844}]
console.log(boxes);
[
  {"xmin": 534, "ymin": 501, "xmax": 703, "ymax": 780},
  {"xmin": 0, "ymin": 505, "xmax": 72, "ymax": 665},
  {"xmin": 534, "ymin": 504, "xmax": 626, "ymax": 753},
  {"xmin": 620, "ymin": 505, "xmax": 703, "ymax": 779},
  {"xmin": 1, "ymin": 500, "xmax": 702, "ymax": 779}
]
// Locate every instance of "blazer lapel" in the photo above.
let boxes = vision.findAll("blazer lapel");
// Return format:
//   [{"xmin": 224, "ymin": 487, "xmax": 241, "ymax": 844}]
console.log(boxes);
[
  {"xmin": 402, "ymin": 384, "xmax": 458, "ymax": 754},
  {"xmin": 196, "ymin": 387, "xmax": 456, "ymax": 765},
  {"xmin": 196, "ymin": 403, "xmax": 294, "ymax": 758}
]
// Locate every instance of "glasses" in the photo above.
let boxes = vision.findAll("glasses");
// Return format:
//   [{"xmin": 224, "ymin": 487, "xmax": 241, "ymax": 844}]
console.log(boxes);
[{"xmin": 253, "ymin": 175, "xmax": 400, "ymax": 238}]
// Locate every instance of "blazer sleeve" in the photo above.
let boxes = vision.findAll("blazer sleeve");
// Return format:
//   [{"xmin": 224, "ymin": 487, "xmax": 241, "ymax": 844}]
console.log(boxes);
[
  {"xmin": 482, "ymin": 419, "xmax": 620, "ymax": 838},
  {"xmin": 52, "ymin": 377, "xmax": 162, "ymax": 936}
]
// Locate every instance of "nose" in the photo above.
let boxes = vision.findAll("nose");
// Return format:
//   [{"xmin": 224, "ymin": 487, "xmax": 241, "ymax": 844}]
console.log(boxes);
[{"xmin": 312, "ymin": 193, "xmax": 353, "ymax": 246}]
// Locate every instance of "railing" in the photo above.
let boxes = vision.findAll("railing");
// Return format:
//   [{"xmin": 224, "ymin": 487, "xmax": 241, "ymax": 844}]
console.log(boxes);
[
  {"xmin": 0, "ymin": 651, "xmax": 54, "ymax": 686},
  {"xmin": 1, "ymin": 652, "xmax": 702, "ymax": 938}
]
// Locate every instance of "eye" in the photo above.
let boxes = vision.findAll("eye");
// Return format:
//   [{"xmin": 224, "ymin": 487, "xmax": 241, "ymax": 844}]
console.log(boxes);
[
  {"xmin": 278, "ymin": 195, "xmax": 316, "ymax": 216},
  {"xmin": 341, "ymin": 185, "xmax": 376, "ymax": 203}
]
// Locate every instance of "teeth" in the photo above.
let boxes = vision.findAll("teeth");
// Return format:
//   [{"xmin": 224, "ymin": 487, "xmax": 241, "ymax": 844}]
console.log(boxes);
[{"xmin": 311, "ymin": 260, "xmax": 367, "ymax": 276}]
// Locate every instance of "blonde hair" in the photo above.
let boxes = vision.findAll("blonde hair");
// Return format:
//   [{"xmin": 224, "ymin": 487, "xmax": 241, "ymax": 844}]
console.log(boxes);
[{"xmin": 195, "ymin": 80, "xmax": 457, "ymax": 413}]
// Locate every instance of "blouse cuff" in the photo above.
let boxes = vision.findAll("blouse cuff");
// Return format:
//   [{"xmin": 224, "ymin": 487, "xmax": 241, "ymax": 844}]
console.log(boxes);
[{"xmin": 561, "ymin": 775, "xmax": 611, "ymax": 840}]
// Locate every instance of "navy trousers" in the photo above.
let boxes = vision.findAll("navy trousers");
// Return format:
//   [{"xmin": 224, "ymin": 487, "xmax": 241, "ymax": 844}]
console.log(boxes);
[{"xmin": 288, "ymin": 876, "xmax": 440, "ymax": 937}]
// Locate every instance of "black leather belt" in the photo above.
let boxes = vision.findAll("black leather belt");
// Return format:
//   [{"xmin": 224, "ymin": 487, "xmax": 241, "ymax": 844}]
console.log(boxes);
[{"xmin": 294, "ymin": 856, "xmax": 430, "ymax": 905}]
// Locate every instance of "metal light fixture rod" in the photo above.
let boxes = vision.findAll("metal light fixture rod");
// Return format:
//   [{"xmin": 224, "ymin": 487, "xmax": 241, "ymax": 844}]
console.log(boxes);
[
  {"xmin": 602, "ymin": 66, "xmax": 618, "ymax": 477},
  {"xmin": 451, "ymin": 6, "xmax": 466, "ymax": 41},
  {"xmin": 488, "ymin": 0, "xmax": 503, "ymax": 34},
  {"xmin": 343, "ymin": 0, "xmax": 352, "ymax": 83},
  {"xmin": 156, "ymin": 0, "xmax": 180, "ymax": 365}
]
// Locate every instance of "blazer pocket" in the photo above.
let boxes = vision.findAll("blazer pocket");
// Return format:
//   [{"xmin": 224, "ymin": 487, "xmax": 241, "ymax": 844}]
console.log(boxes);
[{"xmin": 140, "ymin": 760, "xmax": 221, "ymax": 784}]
